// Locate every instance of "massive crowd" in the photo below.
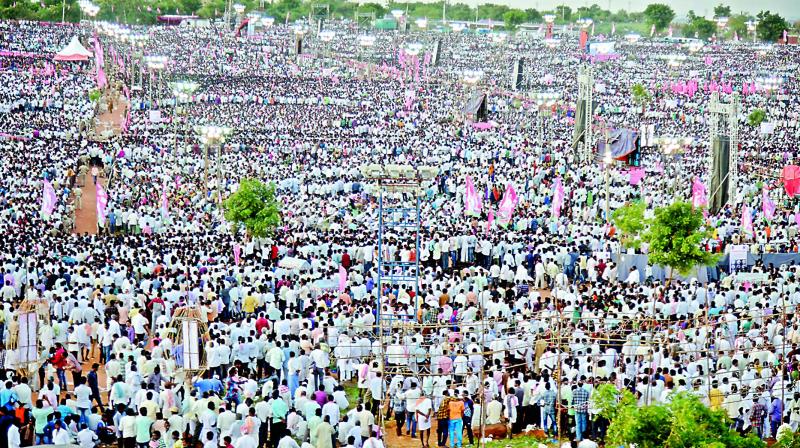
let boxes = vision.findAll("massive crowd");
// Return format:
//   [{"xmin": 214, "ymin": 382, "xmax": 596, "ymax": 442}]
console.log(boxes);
[{"xmin": 0, "ymin": 15, "xmax": 799, "ymax": 448}]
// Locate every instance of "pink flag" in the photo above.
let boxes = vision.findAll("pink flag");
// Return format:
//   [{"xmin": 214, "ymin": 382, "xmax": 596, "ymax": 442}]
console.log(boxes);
[
  {"xmin": 692, "ymin": 177, "xmax": 707, "ymax": 209},
  {"xmin": 464, "ymin": 175, "xmax": 481, "ymax": 216},
  {"xmin": 551, "ymin": 178, "xmax": 565, "ymax": 218},
  {"xmin": 486, "ymin": 208, "xmax": 494, "ymax": 234},
  {"xmin": 160, "ymin": 179, "xmax": 169, "ymax": 218},
  {"xmin": 629, "ymin": 168, "xmax": 645, "ymax": 186},
  {"xmin": 784, "ymin": 29, "xmax": 789, "ymax": 43},
  {"xmin": 741, "ymin": 204, "xmax": 753, "ymax": 235},
  {"xmin": 668, "ymin": 25, "xmax": 673, "ymax": 38},
  {"xmin": 763, "ymin": 188, "xmax": 776, "ymax": 221},
  {"xmin": 704, "ymin": 56, "xmax": 712, "ymax": 66},
  {"xmin": 41, "ymin": 179, "xmax": 57, "ymax": 216},
  {"xmin": 96, "ymin": 183, "xmax": 108, "ymax": 223},
  {"xmin": 338, "ymin": 266, "xmax": 347, "ymax": 292},
  {"xmin": 497, "ymin": 184, "xmax": 518, "ymax": 227},
  {"xmin": 233, "ymin": 244, "xmax": 241, "ymax": 265}
]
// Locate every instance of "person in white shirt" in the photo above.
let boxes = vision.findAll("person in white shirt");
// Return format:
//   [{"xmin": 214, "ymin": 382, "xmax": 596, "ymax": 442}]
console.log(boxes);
[
  {"xmin": 52, "ymin": 420, "xmax": 71, "ymax": 445},
  {"xmin": 77, "ymin": 423, "xmax": 99, "ymax": 448}
]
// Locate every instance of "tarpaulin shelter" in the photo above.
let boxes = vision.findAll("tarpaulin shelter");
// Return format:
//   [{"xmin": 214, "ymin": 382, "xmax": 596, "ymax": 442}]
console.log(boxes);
[
  {"xmin": 782, "ymin": 165, "xmax": 800, "ymax": 197},
  {"xmin": 53, "ymin": 36, "xmax": 92, "ymax": 61},
  {"xmin": 595, "ymin": 128, "xmax": 639, "ymax": 160}
]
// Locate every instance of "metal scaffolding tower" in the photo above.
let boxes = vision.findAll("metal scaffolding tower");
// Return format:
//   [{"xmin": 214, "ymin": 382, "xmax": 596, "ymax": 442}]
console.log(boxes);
[
  {"xmin": 709, "ymin": 92, "xmax": 740, "ymax": 203},
  {"xmin": 577, "ymin": 65, "xmax": 595, "ymax": 164},
  {"xmin": 359, "ymin": 165, "xmax": 438, "ymax": 327}
]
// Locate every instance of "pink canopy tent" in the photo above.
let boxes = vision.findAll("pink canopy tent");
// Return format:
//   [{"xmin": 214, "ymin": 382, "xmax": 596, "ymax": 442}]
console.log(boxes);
[{"xmin": 53, "ymin": 36, "xmax": 92, "ymax": 62}]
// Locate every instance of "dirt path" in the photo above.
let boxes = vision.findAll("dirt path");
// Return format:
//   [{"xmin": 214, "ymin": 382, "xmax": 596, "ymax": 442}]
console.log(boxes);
[{"xmin": 73, "ymin": 172, "xmax": 102, "ymax": 234}]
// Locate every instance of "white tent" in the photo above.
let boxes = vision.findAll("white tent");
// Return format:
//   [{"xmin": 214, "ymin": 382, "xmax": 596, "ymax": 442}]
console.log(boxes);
[{"xmin": 54, "ymin": 36, "xmax": 93, "ymax": 61}]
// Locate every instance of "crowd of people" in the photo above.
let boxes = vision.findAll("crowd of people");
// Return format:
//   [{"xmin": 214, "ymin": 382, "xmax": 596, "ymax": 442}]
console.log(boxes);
[{"xmin": 0, "ymin": 15, "xmax": 799, "ymax": 448}]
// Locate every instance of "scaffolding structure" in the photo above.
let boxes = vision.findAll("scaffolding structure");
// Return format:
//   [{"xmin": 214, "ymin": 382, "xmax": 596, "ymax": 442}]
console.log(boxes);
[
  {"xmin": 309, "ymin": 4, "xmax": 329, "ymax": 34},
  {"xmin": 708, "ymin": 91, "xmax": 740, "ymax": 202},
  {"xmin": 576, "ymin": 65, "xmax": 595, "ymax": 164}
]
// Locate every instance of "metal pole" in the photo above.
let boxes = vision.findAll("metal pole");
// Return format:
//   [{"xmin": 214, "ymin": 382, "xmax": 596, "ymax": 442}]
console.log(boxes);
[
  {"xmin": 217, "ymin": 144, "xmax": 223, "ymax": 210},
  {"xmin": 203, "ymin": 145, "xmax": 209, "ymax": 199},
  {"xmin": 62, "ymin": 0, "xmax": 65, "ymax": 24},
  {"xmin": 479, "ymin": 315, "xmax": 487, "ymax": 448}
]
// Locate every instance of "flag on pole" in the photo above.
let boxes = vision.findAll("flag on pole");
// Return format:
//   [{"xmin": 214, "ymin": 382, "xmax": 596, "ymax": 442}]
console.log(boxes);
[
  {"xmin": 96, "ymin": 183, "xmax": 108, "ymax": 224},
  {"xmin": 611, "ymin": 23, "xmax": 616, "ymax": 35},
  {"xmin": 784, "ymin": 29, "xmax": 789, "ymax": 43},
  {"xmin": 741, "ymin": 204, "xmax": 753, "ymax": 235},
  {"xmin": 691, "ymin": 177, "xmax": 707, "ymax": 209},
  {"xmin": 233, "ymin": 244, "xmax": 241, "ymax": 265},
  {"xmin": 650, "ymin": 24, "xmax": 655, "ymax": 37},
  {"xmin": 41, "ymin": 179, "xmax": 57, "ymax": 216},
  {"xmin": 668, "ymin": 25, "xmax": 673, "ymax": 38},
  {"xmin": 497, "ymin": 184, "xmax": 518, "ymax": 227},
  {"xmin": 763, "ymin": 188, "xmax": 776, "ymax": 221},
  {"xmin": 551, "ymin": 178, "xmax": 565, "ymax": 218},
  {"xmin": 160, "ymin": 179, "xmax": 169, "ymax": 218},
  {"xmin": 464, "ymin": 175, "xmax": 482, "ymax": 216},
  {"xmin": 486, "ymin": 208, "xmax": 494, "ymax": 234},
  {"xmin": 338, "ymin": 266, "xmax": 348, "ymax": 292},
  {"xmin": 591, "ymin": 22, "xmax": 595, "ymax": 36}
]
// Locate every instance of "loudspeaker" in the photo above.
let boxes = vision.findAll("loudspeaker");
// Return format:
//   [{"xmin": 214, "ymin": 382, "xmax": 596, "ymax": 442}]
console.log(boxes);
[
  {"xmin": 433, "ymin": 39, "xmax": 442, "ymax": 66},
  {"xmin": 709, "ymin": 135, "xmax": 730, "ymax": 214},
  {"xmin": 511, "ymin": 58, "xmax": 523, "ymax": 91}
]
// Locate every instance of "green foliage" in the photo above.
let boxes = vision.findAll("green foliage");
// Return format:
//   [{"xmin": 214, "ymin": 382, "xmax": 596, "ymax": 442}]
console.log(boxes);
[
  {"xmin": 612, "ymin": 201, "xmax": 647, "ymax": 249},
  {"xmin": 502, "ymin": 9, "xmax": 526, "ymax": 29},
  {"xmin": 590, "ymin": 383, "xmax": 637, "ymax": 422},
  {"xmin": 631, "ymin": 83, "xmax": 652, "ymax": 107},
  {"xmin": 555, "ymin": 5, "xmax": 572, "ymax": 21},
  {"xmin": 607, "ymin": 392, "xmax": 766, "ymax": 448},
  {"xmin": 748, "ymin": 108, "xmax": 767, "ymax": 127},
  {"xmin": 643, "ymin": 202, "xmax": 719, "ymax": 276},
  {"xmin": 727, "ymin": 14, "xmax": 750, "ymax": 39},
  {"xmin": 88, "ymin": 89, "xmax": 102, "ymax": 103},
  {"xmin": 775, "ymin": 425, "xmax": 800, "ymax": 448},
  {"xmin": 576, "ymin": 4, "xmax": 611, "ymax": 22},
  {"xmin": 683, "ymin": 14, "xmax": 717, "ymax": 39},
  {"xmin": 714, "ymin": 4, "xmax": 732, "ymax": 17},
  {"xmin": 524, "ymin": 8, "xmax": 541, "ymax": 23},
  {"xmin": 222, "ymin": 178, "xmax": 281, "ymax": 239},
  {"xmin": 757, "ymin": 10, "xmax": 789, "ymax": 42},
  {"xmin": 643, "ymin": 3, "xmax": 675, "ymax": 31}
]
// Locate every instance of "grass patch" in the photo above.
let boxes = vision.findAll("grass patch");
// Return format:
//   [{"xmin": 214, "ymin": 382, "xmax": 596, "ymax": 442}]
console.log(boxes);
[
  {"xmin": 485, "ymin": 433, "xmax": 557, "ymax": 448},
  {"xmin": 344, "ymin": 382, "xmax": 361, "ymax": 411}
]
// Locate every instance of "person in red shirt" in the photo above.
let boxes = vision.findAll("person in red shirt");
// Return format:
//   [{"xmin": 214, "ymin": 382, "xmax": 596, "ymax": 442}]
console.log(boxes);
[
  {"xmin": 341, "ymin": 251, "xmax": 351, "ymax": 269},
  {"xmin": 48, "ymin": 343, "xmax": 69, "ymax": 392}
]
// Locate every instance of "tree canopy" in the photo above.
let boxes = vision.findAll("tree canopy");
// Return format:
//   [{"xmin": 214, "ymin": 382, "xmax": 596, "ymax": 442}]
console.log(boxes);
[
  {"xmin": 683, "ymin": 13, "xmax": 717, "ymax": 39},
  {"xmin": 714, "ymin": 4, "xmax": 732, "ymax": 18},
  {"xmin": 222, "ymin": 178, "xmax": 281, "ymax": 239},
  {"xmin": 643, "ymin": 3, "xmax": 675, "ymax": 31},
  {"xmin": 756, "ymin": 10, "xmax": 789, "ymax": 42},
  {"xmin": 606, "ymin": 391, "xmax": 765, "ymax": 448},
  {"xmin": 643, "ymin": 201, "xmax": 719, "ymax": 277}
]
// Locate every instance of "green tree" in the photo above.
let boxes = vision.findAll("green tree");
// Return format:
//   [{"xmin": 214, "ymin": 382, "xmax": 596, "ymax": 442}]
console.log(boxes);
[
  {"xmin": 524, "ymin": 8, "xmax": 541, "ymax": 22},
  {"xmin": 555, "ymin": 5, "xmax": 571, "ymax": 21},
  {"xmin": 643, "ymin": 3, "xmax": 675, "ymax": 31},
  {"xmin": 727, "ymin": 14, "xmax": 750, "ymax": 39},
  {"xmin": 502, "ymin": 9, "xmax": 526, "ymax": 29},
  {"xmin": 607, "ymin": 392, "xmax": 765, "ymax": 448},
  {"xmin": 643, "ymin": 202, "xmax": 719, "ymax": 279},
  {"xmin": 630, "ymin": 83, "xmax": 652, "ymax": 113},
  {"xmin": 611, "ymin": 201, "xmax": 647, "ymax": 249},
  {"xmin": 747, "ymin": 108, "xmax": 766, "ymax": 126},
  {"xmin": 756, "ymin": 10, "xmax": 789, "ymax": 42},
  {"xmin": 714, "ymin": 4, "xmax": 732, "ymax": 17},
  {"xmin": 222, "ymin": 178, "xmax": 281, "ymax": 239},
  {"xmin": 684, "ymin": 15, "xmax": 717, "ymax": 39}
]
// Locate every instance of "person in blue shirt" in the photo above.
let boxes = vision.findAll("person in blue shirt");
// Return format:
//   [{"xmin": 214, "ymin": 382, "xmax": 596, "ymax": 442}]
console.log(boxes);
[{"xmin": 0, "ymin": 381, "xmax": 18, "ymax": 409}]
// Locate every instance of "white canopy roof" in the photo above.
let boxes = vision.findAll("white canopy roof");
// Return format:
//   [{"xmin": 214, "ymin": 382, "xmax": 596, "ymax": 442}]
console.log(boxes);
[{"xmin": 54, "ymin": 36, "xmax": 93, "ymax": 61}]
